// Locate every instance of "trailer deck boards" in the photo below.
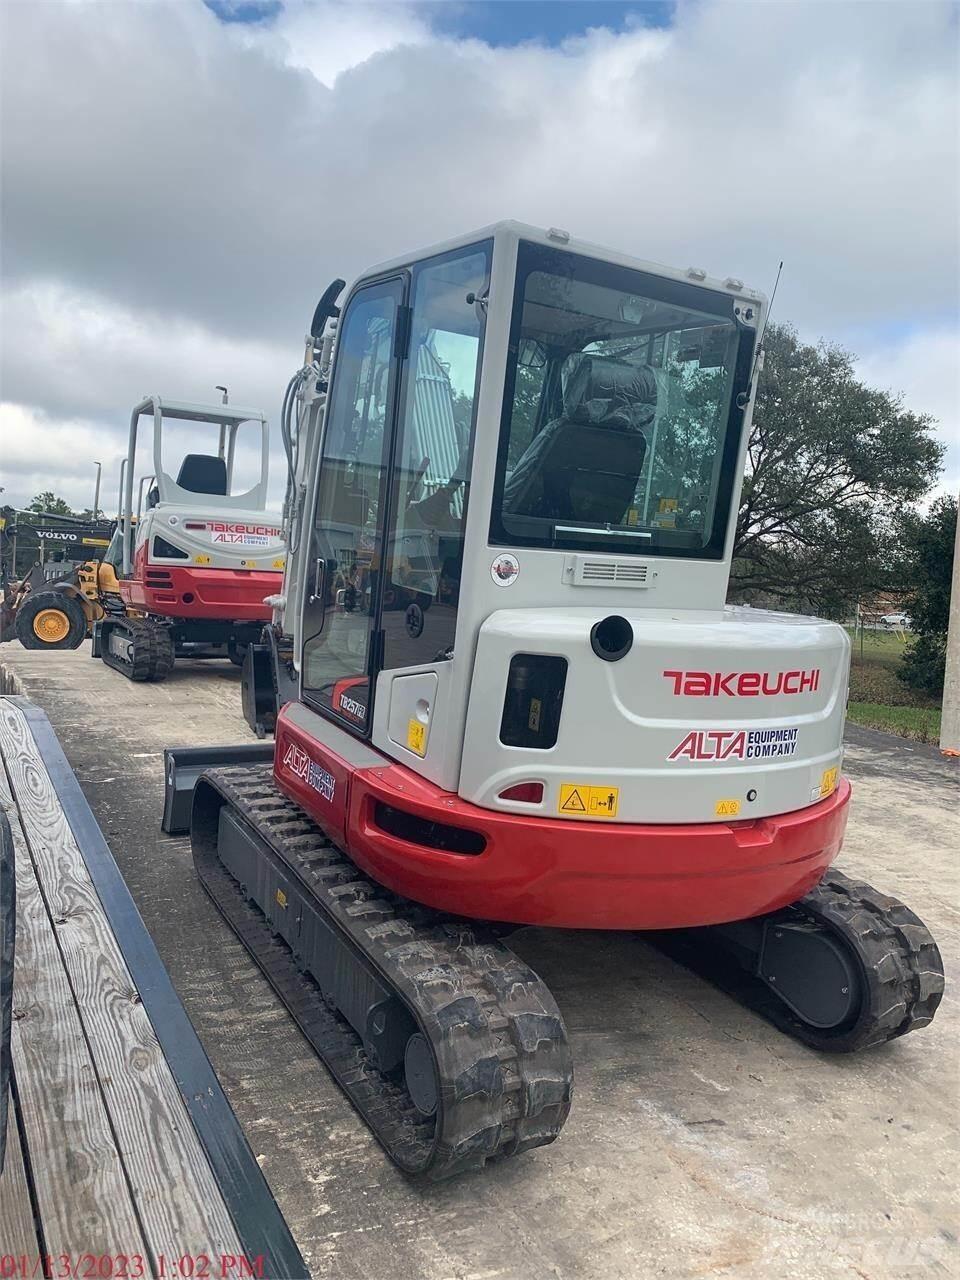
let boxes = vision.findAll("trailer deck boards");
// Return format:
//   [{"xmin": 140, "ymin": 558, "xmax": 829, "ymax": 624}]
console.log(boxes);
[{"xmin": 0, "ymin": 697, "xmax": 306, "ymax": 1277}]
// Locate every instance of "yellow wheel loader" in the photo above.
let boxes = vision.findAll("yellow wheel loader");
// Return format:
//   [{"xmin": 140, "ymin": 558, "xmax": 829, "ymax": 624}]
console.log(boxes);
[{"xmin": 0, "ymin": 529, "xmax": 128, "ymax": 651}]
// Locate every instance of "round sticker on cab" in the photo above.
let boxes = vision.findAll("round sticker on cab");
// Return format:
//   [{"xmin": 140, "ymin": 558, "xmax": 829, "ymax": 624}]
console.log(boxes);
[{"xmin": 491, "ymin": 553, "xmax": 519, "ymax": 586}]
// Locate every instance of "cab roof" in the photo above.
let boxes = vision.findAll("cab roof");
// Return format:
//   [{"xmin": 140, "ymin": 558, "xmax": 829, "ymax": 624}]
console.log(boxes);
[{"xmin": 357, "ymin": 220, "xmax": 766, "ymax": 309}]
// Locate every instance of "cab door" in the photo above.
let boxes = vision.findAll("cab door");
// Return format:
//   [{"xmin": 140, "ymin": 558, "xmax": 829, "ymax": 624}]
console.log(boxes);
[{"xmin": 300, "ymin": 276, "xmax": 406, "ymax": 734}]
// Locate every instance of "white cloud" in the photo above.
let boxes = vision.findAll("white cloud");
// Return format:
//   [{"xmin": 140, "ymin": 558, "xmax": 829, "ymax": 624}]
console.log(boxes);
[
  {"xmin": 0, "ymin": 404, "xmax": 128, "ymax": 514},
  {"xmin": 0, "ymin": 281, "xmax": 292, "ymax": 424},
  {"xmin": 0, "ymin": 0, "xmax": 957, "ymax": 510},
  {"xmin": 240, "ymin": 0, "xmax": 433, "ymax": 86},
  {"xmin": 0, "ymin": 283, "xmax": 294, "ymax": 511},
  {"xmin": 856, "ymin": 325, "xmax": 960, "ymax": 499}
]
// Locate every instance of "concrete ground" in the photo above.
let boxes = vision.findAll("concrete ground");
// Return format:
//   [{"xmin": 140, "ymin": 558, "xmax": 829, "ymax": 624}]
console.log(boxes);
[{"xmin": 1, "ymin": 641, "xmax": 957, "ymax": 1280}]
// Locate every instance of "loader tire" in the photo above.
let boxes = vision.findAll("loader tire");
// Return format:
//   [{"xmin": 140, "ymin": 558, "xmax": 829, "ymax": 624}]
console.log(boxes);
[{"xmin": 15, "ymin": 591, "xmax": 87, "ymax": 650}]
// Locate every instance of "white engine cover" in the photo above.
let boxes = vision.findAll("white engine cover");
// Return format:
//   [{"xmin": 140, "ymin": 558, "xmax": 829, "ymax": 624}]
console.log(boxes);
[
  {"xmin": 460, "ymin": 605, "xmax": 850, "ymax": 824},
  {"xmin": 137, "ymin": 505, "xmax": 286, "ymax": 569}
]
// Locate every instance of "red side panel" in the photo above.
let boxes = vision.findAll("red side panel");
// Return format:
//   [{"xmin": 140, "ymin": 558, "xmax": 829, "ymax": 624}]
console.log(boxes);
[
  {"xmin": 119, "ymin": 543, "xmax": 278, "ymax": 620},
  {"xmin": 273, "ymin": 710, "xmax": 353, "ymax": 850},
  {"xmin": 346, "ymin": 765, "xmax": 850, "ymax": 929},
  {"xmin": 269, "ymin": 705, "xmax": 852, "ymax": 931}
]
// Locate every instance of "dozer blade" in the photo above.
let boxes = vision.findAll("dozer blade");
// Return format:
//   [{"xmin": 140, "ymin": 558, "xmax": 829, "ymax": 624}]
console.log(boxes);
[
  {"xmin": 190, "ymin": 766, "xmax": 573, "ymax": 1180},
  {"xmin": 162, "ymin": 743, "xmax": 274, "ymax": 834},
  {"xmin": 655, "ymin": 869, "xmax": 944, "ymax": 1052}
]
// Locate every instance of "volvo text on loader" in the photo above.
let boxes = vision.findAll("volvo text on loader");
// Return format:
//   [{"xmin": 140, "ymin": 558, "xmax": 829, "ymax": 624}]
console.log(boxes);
[
  {"xmin": 170, "ymin": 223, "xmax": 944, "ymax": 1181},
  {"xmin": 103, "ymin": 398, "xmax": 285, "ymax": 679}
]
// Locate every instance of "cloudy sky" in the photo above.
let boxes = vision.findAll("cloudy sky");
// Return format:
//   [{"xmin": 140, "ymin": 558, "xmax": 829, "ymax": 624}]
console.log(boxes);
[{"xmin": 1, "ymin": 0, "xmax": 957, "ymax": 514}]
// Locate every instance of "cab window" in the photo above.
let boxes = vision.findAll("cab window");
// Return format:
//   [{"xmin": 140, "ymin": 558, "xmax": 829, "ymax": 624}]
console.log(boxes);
[{"xmin": 382, "ymin": 242, "xmax": 491, "ymax": 668}]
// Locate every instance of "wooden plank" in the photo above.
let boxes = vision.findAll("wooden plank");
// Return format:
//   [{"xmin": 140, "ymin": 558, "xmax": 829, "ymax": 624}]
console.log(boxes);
[
  {"xmin": 0, "ymin": 702, "xmax": 243, "ymax": 1259},
  {"xmin": 0, "ymin": 1093, "xmax": 40, "ymax": 1258},
  {"xmin": 16, "ymin": 701, "xmax": 307, "ymax": 1280},
  {"xmin": 0, "ymin": 759, "xmax": 148, "ymax": 1257}
]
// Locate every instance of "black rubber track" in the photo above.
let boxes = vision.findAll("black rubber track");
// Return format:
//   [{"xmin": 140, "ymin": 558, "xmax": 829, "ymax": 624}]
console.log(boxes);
[
  {"xmin": 101, "ymin": 618, "xmax": 175, "ymax": 681},
  {"xmin": 191, "ymin": 766, "xmax": 573, "ymax": 1180},
  {"xmin": 656, "ymin": 868, "xmax": 944, "ymax": 1052}
]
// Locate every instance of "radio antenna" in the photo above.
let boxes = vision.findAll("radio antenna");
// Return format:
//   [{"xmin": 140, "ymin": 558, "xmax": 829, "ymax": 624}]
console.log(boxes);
[{"xmin": 746, "ymin": 259, "xmax": 782, "ymax": 395}]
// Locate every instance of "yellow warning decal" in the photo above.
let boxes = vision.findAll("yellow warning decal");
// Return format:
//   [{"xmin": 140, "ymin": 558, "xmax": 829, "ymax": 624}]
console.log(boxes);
[
  {"xmin": 275, "ymin": 888, "xmax": 288, "ymax": 909},
  {"xmin": 715, "ymin": 798, "xmax": 741, "ymax": 817},
  {"xmin": 558, "ymin": 783, "xmax": 619, "ymax": 819},
  {"xmin": 194, "ymin": 553, "xmax": 212, "ymax": 565},
  {"xmin": 407, "ymin": 719, "xmax": 427, "ymax": 756},
  {"xmin": 820, "ymin": 767, "xmax": 838, "ymax": 797}
]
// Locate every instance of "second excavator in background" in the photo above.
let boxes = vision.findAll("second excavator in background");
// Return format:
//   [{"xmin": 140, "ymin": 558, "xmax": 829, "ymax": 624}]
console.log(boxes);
[{"xmin": 102, "ymin": 397, "xmax": 285, "ymax": 680}]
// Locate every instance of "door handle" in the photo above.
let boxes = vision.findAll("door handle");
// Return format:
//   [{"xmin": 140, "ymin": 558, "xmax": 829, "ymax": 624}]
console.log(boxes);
[{"xmin": 308, "ymin": 557, "xmax": 325, "ymax": 605}]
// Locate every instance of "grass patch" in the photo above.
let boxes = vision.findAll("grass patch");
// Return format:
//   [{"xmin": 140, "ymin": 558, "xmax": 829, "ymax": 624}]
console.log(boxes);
[
  {"xmin": 843, "ymin": 627, "xmax": 908, "ymax": 667},
  {"xmin": 842, "ymin": 627, "xmax": 941, "ymax": 742},
  {"xmin": 847, "ymin": 658, "xmax": 937, "ymax": 707},
  {"xmin": 847, "ymin": 701, "xmax": 942, "ymax": 744}
]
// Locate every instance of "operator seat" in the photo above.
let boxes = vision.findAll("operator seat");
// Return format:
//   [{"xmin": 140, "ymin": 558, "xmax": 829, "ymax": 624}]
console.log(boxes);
[
  {"xmin": 176, "ymin": 454, "xmax": 228, "ymax": 496},
  {"xmin": 502, "ymin": 354, "xmax": 657, "ymax": 524}
]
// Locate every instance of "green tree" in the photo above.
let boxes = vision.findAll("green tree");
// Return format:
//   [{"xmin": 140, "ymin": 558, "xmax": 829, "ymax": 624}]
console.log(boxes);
[
  {"xmin": 898, "ymin": 495, "xmax": 957, "ymax": 697},
  {"xmin": 731, "ymin": 324, "xmax": 943, "ymax": 616},
  {"xmin": 27, "ymin": 491, "xmax": 74, "ymax": 517},
  {"xmin": 451, "ymin": 390, "xmax": 475, "ymax": 439}
]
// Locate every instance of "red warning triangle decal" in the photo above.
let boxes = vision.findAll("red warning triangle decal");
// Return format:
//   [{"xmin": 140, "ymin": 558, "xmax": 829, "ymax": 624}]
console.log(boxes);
[{"xmin": 561, "ymin": 788, "xmax": 587, "ymax": 812}]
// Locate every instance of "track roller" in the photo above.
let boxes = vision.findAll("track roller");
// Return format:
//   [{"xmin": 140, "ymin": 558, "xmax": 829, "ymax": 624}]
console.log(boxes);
[
  {"xmin": 657, "ymin": 868, "xmax": 944, "ymax": 1052},
  {"xmin": 101, "ymin": 617, "xmax": 175, "ymax": 681},
  {"xmin": 190, "ymin": 765, "xmax": 573, "ymax": 1180}
]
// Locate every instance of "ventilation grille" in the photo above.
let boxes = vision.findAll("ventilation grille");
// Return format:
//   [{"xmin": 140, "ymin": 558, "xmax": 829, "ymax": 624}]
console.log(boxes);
[{"xmin": 570, "ymin": 556, "xmax": 651, "ymax": 587}]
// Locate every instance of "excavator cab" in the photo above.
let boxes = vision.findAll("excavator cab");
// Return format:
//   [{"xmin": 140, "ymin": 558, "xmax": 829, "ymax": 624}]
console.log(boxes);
[{"xmin": 289, "ymin": 224, "xmax": 777, "ymax": 839}]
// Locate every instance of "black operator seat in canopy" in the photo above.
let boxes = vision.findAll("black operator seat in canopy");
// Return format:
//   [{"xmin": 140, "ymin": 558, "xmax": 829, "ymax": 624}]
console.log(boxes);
[
  {"xmin": 502, "ymin": 355, "xmax": 657, "ymax": 524},
  {"xmin": 175, "ymin": 454, "xmax": 229, "ymax": 496}
]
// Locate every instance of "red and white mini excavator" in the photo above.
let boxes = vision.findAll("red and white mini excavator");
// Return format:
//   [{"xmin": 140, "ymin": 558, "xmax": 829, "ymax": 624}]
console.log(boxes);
[
  {"xmin": 169, "ymin": 223, "xmax": 944, "ymax": 1180},
  {"xmin": 102, "ymin": 397, "xmax": 285, "ymax": 679}
]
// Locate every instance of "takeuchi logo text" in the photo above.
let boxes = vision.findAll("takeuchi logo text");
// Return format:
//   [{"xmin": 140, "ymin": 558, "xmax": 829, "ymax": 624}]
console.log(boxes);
[
  {"xmin": 663, "ymin": 669, "xmax": 820, "ymax": 697},
  {"xmin": 208, "ymin": 522, "xmax": 281, "ymax": 535}
]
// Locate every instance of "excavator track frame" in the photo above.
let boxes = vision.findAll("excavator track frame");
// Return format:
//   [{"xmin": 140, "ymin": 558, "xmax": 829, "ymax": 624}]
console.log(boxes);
[
  {"xmin": 191, "ymin": 766, "xmax": 573, "ymax": 1180},
  {"xmin": 100, "ymin": 617, "xmax": 175, "ymax": 682},
  {"xmin": 656, "ymin": 869, "xmax": 944, "ymax": 1052}
]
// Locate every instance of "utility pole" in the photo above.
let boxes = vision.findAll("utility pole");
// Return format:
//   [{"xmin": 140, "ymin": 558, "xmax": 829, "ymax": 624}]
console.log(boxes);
[
  {"xmin": 939, "ymin": 491, "xmax": 960, "ymax": 755},
  {"xmin": 92, "ymin": 460, "xmax": 102, "ymax": 520}
]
